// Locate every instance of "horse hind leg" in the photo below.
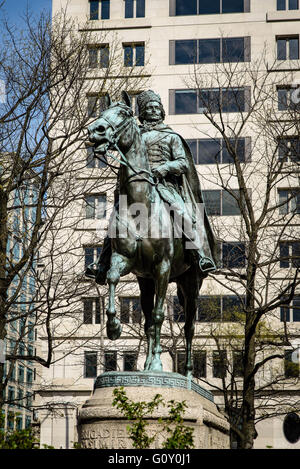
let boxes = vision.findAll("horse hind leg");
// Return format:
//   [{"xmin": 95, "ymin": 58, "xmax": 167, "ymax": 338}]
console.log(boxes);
[
  {"xmin": 106, "ymin": 252, "xmax": 133, "ymax": 340},
  {"xmin": 137, "ymin": 277, "xmax": 155, "ymax": 371},
  {"xmin": 150, "ymin": 259, "xmax": 171, "ymax": 372},
  {"xmin": 177, "ymin": 270, "xmax": 203, "ymax": 378}
]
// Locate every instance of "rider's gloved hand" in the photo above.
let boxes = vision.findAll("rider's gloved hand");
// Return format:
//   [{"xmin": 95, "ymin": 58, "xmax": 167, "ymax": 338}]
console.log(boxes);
[{"xmin": 152, "ymin": 164, "xmax": 169, "ymax": 178}]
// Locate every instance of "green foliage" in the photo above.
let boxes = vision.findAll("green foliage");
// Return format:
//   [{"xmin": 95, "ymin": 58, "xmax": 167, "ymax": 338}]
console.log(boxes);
[
  {"xmin": 112, "ymin": 387, "xmax": 194, "ymax": 449},
  {"xmin": 0, "ymin": 413, "xmax": 38, "ymax": 449}
]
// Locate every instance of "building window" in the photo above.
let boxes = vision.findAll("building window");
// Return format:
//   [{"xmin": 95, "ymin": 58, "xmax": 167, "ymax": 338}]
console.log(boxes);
[
  {"xmin": 104, "ymin": 351, "xmax": 117, "ymax": 371},
  {"xmin": 170, "ymin": 37, "xmax": 250, "ymax": 65},
  {"xmin": 84, "ymin": 246, "xmax": 102, "ymax": 270},
  {"xmin": 87, "ymin": 94, "xmax": 107, "ymax": 118},
  {"xmin": 278, "ymin": 137, "xmax": 300, "ymax": 161},
  {"xmin": 232, "ymin": 351, "xmax": 244, "ymax": 377},
  {"xmin": 277, "ymin": 0, "xmax": 299, "ymax": 10},
  {"xmin": 202, "ymin": 189, "xmax": 242, "ymax": 216},
  {"xmin": 170, "ymin": 87, "xmax": 250, "ymax": 114},
  {"xmin": 222, "ymin": 242, "xmax": 246, "ymax": 268},
  {"xmin": 278, "ymin": 189, "xmax": 300, "ymax": 214},
  {"xmin": 279, "ymin": 242, "xmax": 300, "ymax": 268},
  {"xmin": 187, "ymin": 137, "xmax": 250, "ymax": 164},
  {"xmin": 123, "ymin": 352, "xmax": 138, "ymax": 371},
  {"xmin": 25, "ymin": 416, "xmax": 31, "ymax": 429},
  {"xmin": 284, "ymin": 350, "xmax": 299, "ymax": 378},
  {"xmin": 213, "ymin": 350, "xmax": 227, "ymax": 378},
  {"xmin": 120, "ymin": 297, "xmax": 142, "ymax": 324},
  {"xmin": 172, "ymin": 296, "xmax": 184, "ymax": 322},
  {"xmin": 86, "ymin": 146, "xmax": 107, "ymax": 168},
  {"xmin": 277, "ymin": 87, "xmax": 300, "ymax": 111},
  {"xmin": 88, "ymin": 45, "xmax": 109, "ymax": 68},
  {"xmin": 18, "ymin": 365, "xmax": 24, "ymax": 384},
  {"xmin": 85, "ymin": 194, "xmax": 106, "ymax": 219},
  {"xmin": 193, "ymin": 351, "xmax": 207, "ymax": 378},
  {"xmin": 176, "ymin": 351, "xmax": 186, "ymax": 375},
  {"xmin": 170, "ymin": 0, "xmax": 249, "ymax": 16},
  {"xmin": 7, "ymin": 386, "xmax": 15, "ymax": 405},
  {"xmin": 198, "ymin": 295, "xmax": 245, "ymax": 322},
  {"xmin": 280, "ymin": 296, "xmax": 300, "ymax": 322},
  {"xmin": 26, "ymin": 368, "xmax": 33, "ymax": 385},
  {"xmin": 125, "ymin": 0, "xmax": 145, "ymax": 17},
  {"xmin": 277, "ymin": 36, "xmax": 299, "ymax": 60},
  {"xmin": 89, "ymin": 0, "xmax": 110, "ymax": 20},
  {"xmin": 83, "ymin": 298, "xmax": 102, "ymax": 324},
  {"xmin": 84, "ymin": 351, "xmax": 97, "ymax": 378},
  {"xmin": 123, "ymin": 43, "xmax": 145, "ymax": 66}
]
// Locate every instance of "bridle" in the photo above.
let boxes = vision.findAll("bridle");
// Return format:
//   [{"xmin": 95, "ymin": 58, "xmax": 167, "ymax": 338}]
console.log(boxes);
[{"xmin": 93, "ymin": 103, "xmax": 157, "ymax": 186}]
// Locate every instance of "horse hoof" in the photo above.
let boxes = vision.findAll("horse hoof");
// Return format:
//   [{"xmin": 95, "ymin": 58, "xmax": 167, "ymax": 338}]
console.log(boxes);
[{"xmin": 106, "ymin": 320, "xmax": 122, "ymax": 340}]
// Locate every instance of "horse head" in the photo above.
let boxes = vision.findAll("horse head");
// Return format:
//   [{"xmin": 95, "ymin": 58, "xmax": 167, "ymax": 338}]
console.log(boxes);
[{"xmin": 88, "ymin": 91, "xmax": 134, "ymax": 156}]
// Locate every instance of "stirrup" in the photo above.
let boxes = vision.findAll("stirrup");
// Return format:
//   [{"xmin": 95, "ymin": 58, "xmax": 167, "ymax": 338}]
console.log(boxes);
[{"xmin": 199, "ymin": 257, "xmax": 216, "ymax": 273}]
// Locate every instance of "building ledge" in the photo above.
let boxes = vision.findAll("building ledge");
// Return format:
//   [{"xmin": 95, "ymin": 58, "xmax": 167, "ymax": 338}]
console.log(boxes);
[{"xmin": 267, "ymin": 10, "xmax": 300, "ymax": 22}]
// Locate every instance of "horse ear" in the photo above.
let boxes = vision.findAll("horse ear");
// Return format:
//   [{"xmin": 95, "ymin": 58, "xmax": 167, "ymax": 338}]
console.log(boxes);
[
  {"xmin": 121, "ymin": 90, "xmax": 132, "ymax": 108},
  {"xmin": 104, "ymin": 93, "xmax": 111, "ymax": 109}
]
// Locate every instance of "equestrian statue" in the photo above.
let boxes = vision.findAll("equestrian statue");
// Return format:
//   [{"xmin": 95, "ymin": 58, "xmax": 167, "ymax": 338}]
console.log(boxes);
[{"xmin": 85, "ymin": 90, "xmax": 217, "ymax": 377}]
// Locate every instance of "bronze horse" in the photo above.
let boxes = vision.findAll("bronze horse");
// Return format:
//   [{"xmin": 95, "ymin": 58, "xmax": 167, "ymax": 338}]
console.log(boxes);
[{"xmin": 88, "ymin": 92, "xmax": 209, "ymax": 377}]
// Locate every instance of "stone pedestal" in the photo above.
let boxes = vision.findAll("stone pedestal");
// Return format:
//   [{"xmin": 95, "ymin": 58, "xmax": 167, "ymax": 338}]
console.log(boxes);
[{"xmin": 77, "ymin": 371, "xmax": 230, "ymax": 449}]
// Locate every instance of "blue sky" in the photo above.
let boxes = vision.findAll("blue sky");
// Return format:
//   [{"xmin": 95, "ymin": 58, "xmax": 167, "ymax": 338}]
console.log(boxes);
[{"xmin": 1, "ymin": 0, "xmax": 52, "ymax": 24}]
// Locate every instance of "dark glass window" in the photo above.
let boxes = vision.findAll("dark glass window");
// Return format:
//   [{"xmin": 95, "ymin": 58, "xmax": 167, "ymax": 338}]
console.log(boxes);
[
  {"xmin": 284, "ymin": 350, "xmax": 299, "ymax": 378},
  {"xmin": 87, "ymin": 146, "xmax": 107, "ymax": 168},
  {"xmin": 90, "ymin": 1, "xmax": 99, "ymax": 20},
  {"xmin": 89, "ymin": 48, "xmax": 98, "ymax": 68},
  {"xmin": 120, "ymin": 297, "xmax": 141, "ymax": 323},
  {"xmin": 213, "ymin": 350, "xmax": 227, "ymax": 378},
  {"xmin": 173, "ymin": 296, "xmax": 184, "ymax": 322},
  {"xmin": 83, "ymin": 298, "xmax": 101, "ymax": 324},
  {"xmin": 223, "ymin": 296, "xmax": 244, "ymax": 321},
  {"xmin": 222, "ymin": 88, "xmax": 245, "ymax": 112},
  {"xmin": 198, "ymin": 139, "xmax": 221, "ymax": 164},
  {"xmin": 175, "ymin": 40, "xmax": 197, "ymax": 64},
  {"xmin": 135, "ymin": 44, "xmax": 145, "ymax": 66},
  {"xmin": 176, "ymin": 352, "xmax": 186, "ymax": 375},
  {"xmin": 198, "ymin": 39, "xmax": 220, "ymax": 63},
  {"xmin": 105, "ymin": 351, "xmax": 117, "ymax": 371},
  {"xmin": 222, "ymin": 37, "xmax": 245, "ymax": 62},
  {"xmin": 175, "ymin": 90, "xmax": 197, "ymax": 114},
  {"xmin": 233, "ymin": 351, "xmax": 244, "ymax": 377},
  {"xmin": 124, "ymin": 44, "xmax": 144, "ymax": 67},
  {"xmin": 222, "ymin": 242, "xmax": 246, "ymax": 268},
  {"xmin": 278, "ymin": 189, "xmax": 300, "ymax": 214},
  {"xmin": 136, "ymin": 0, "xmax": 145, "ymax": 17},
  {"xmin": 101, "ymin": 0, "xmax": 110, "ymax": 19},
  {"xmin": 280, "ymin": 241, "xmax": 300, "ymax": 268},
  {"xmin": 85, "ymin": 194, "xmax": 106, "ymax": 219},
  {"xmin": 189, "ymin": 138, "xmax": 247, "ymax": 164},
  {"xmin": 85, "ymin": 352, "xmax": 97, "ymax": 378},
  {"xmin": 198, "ymin": 295, "xmax": 221, "ymax": 321},
  {"xmin": 203, "ymin": 190, "xmax": 221, "ymax": 215},
  {"xmin": 125, "ymin": 0, "xmax": 134, "ymax": 17},
  {"xmin": 278, "ymin": 0, "xmax": 299, "ymax": 9},
  {"xmin": 123, "ymin": 353, "xmax": 138, "ymax": 371},
  {"xmin": 199, "ymin": 0, "xmax": 220, "ymax": 14},
  {"xmin": 277, "ymin": 37, "xmax": 299, "ymax": 60},
  {"xmin": 222, "ymin": 189, "xmax": 241, "ymax": 215},
  {"xmin": 193, "ymin": 351, "xmax": 207, "ymax": 378},
  {"xmin": 278, "ymin": 138, "xmax": 300, "ymax": 161},
  {"xmin": 281, "ymin": 297, "xmax": 300, "ymax": 322},
  {"xmin": 84, "ymin": 246, "xmax": 102, "ymax": 270},
  {"xmin": 222, "ymin": 0, "xmax": 244, "ymax": 13},
  {"xmin": 176, "ymin": 0, "xmax": 197, "ymax": 15}
]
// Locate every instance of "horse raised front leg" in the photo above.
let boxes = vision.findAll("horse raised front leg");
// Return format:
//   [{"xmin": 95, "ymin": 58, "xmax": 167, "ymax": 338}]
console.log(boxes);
[
  {"xmin": 150, "ymin": 259, "xmax": 170, "ymax": 372},
  {"xmin": 106, "ymin": 252, "xmax": 133, "ymax": 340}
]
